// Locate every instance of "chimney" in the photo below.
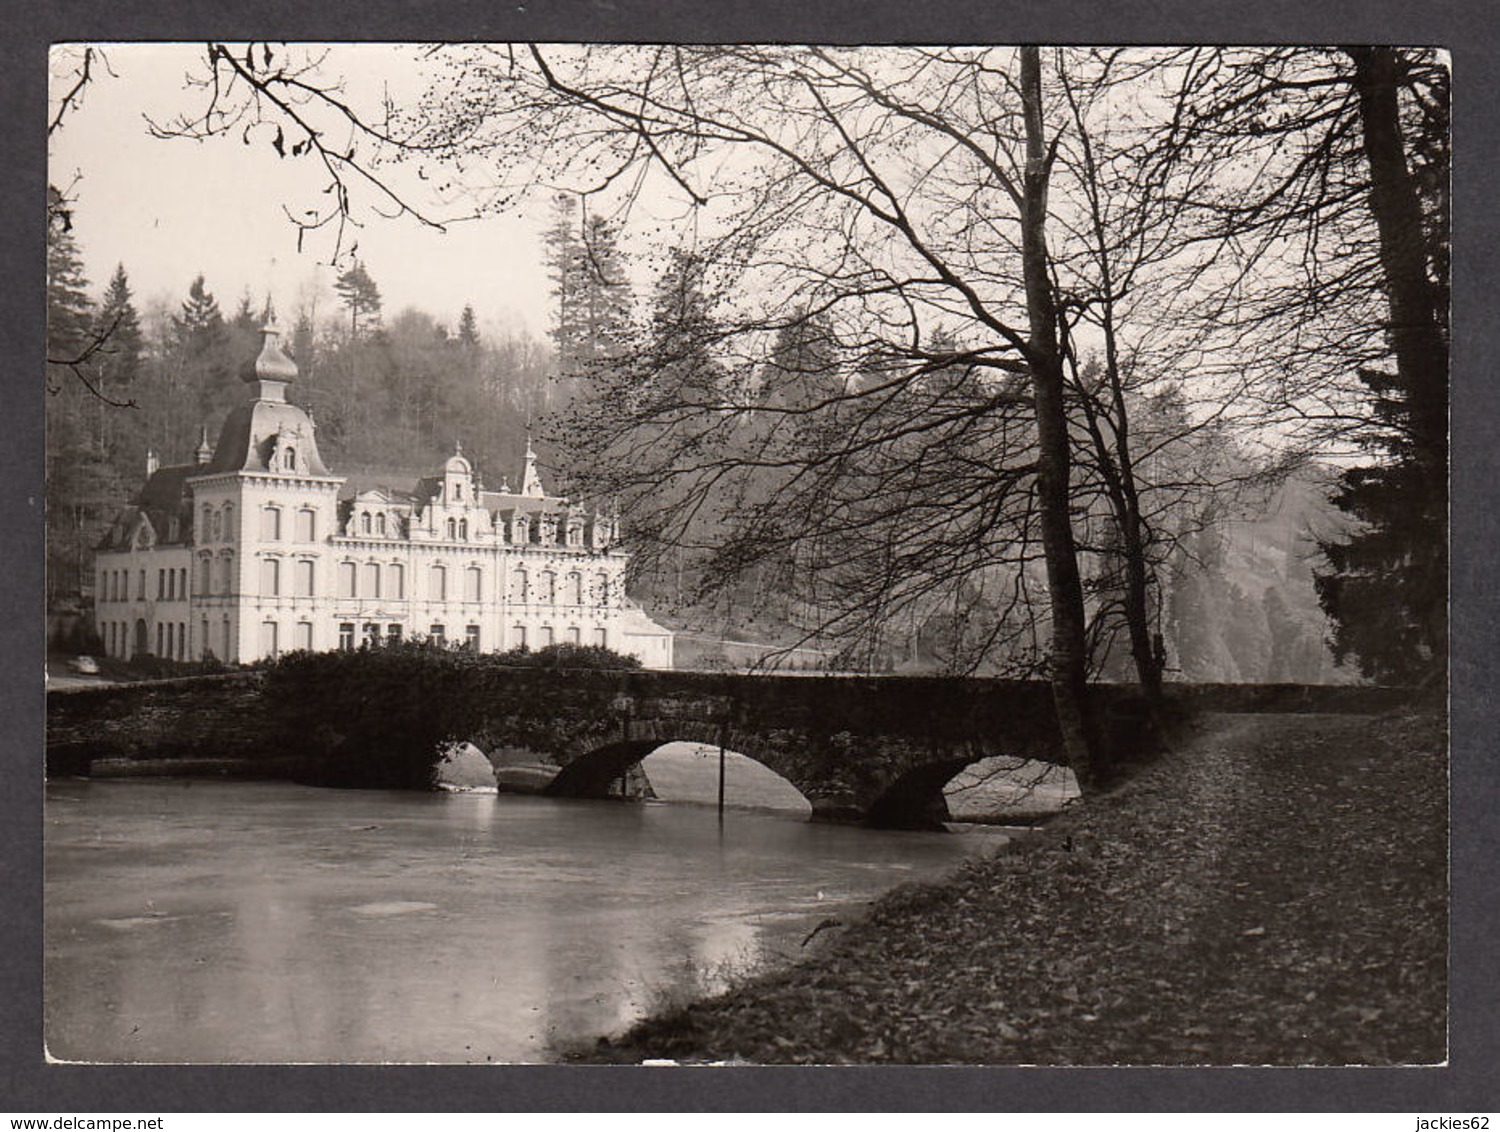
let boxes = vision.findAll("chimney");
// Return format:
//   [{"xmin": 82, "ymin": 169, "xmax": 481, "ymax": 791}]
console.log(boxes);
[{"xmin": 195, "ymin": 425, "xmax": 214, "ymax": 466}]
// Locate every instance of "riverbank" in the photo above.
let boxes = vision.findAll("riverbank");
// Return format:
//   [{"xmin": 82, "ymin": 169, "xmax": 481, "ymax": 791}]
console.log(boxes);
[{"xmin": 580, "ymin": 709, "xmax": 1447, "ymax": 1065}]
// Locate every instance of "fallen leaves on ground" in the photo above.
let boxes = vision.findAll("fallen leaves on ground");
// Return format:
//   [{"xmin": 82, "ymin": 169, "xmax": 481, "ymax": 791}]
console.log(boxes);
[{"xmin": 577, "ymin": 709, "xmax": 1446, "ymax": 1066}]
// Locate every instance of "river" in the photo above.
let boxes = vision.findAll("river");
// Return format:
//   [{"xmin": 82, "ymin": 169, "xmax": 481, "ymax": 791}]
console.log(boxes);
[{"xmin": 45, "ymin": 744, "xmax": 1017, "ymax": 1064}]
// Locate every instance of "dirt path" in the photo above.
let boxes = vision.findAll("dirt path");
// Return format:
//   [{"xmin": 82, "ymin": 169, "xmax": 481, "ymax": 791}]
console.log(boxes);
[{"xmin": 580, "ymin": 710, "xmax": 1446, "ymax": 1065}]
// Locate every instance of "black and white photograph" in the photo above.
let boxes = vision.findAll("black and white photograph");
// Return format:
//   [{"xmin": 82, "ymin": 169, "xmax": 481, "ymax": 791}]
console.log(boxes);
[{"xmin": 37, "ymin": 38, "xmax": 1453, "ymax": 1078}]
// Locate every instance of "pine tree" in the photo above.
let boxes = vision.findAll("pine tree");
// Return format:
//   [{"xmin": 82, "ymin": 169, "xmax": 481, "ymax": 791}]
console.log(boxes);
[
  {"xmin": 457, "ymin": 304, "xmax": 480, "ymax": 351},
  {"xmin": 545, "ymin": 194, "xmax": 633, "ymax": 382},
  {"xmin": 46, "ymin": 185, "xmax": 94, "ymax": 391},
  {"xmin": 334, "ymin": 259, "xmax": 383, "ymax": 339},
  {"xmin": 169, "ymin": 274, "xmax": 230, "ymax": 441},
  {"xmin": 1316, "ymin": 50, "xmax": 1449, "ymax": 686}
]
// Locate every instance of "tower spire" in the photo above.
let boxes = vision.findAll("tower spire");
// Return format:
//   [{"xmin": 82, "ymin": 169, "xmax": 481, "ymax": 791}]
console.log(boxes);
[{"xmin": 520, "ymin": 430, "xmax": 545, "ymax": 497}]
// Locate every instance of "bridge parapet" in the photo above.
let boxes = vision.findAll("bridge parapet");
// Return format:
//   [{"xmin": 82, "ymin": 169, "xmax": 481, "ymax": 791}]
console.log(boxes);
[{"xmin": 46, "ymin": 654, "xmax": 1404, "ymax": 827}]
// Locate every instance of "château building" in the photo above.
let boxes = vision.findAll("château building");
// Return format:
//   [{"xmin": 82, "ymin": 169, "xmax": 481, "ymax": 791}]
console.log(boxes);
[{"xmin": 92, "ymin": 321, "xmax": 674, "ymax": 668}]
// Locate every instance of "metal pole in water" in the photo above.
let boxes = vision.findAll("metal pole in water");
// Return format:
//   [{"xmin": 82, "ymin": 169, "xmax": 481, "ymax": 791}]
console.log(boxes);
[{"xmin": 717, "ymin": 722, "xmax": 727, "ymax": 826}]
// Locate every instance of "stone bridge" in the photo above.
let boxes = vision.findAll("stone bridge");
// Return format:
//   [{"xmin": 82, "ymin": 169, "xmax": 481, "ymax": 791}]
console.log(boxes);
[{"xmin": 45, "ymin": 658, "xmax": 1403, "ymax": 829}]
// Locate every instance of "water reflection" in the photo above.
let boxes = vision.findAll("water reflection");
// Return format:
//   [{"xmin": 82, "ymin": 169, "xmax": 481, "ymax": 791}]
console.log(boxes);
[{"xmin": 46, "ymin": 778, "xmax": 1006, "ymax": 1063}]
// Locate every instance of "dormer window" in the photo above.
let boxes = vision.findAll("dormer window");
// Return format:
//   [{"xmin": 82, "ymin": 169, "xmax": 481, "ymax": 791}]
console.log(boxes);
[
  {"xmin": 285, "ymin": 447, "xmax": 297, "ymax": 471},
  {"xmin": 454, "ymin": 483, "xmax": 463, "ymax": 502},
  {"xmin": 361, "ymin": 511, "xmax": 372, "ymax": 535},
  {"xmin": 376, "ymin": 512, "xmax": 386, "ymax": 536}
]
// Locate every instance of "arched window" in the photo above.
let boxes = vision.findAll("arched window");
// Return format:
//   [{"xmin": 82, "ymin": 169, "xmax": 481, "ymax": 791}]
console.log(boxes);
[
  {"xmin": 363, "ymin": 562, "xmax": 381, "ymax": 600},
  {"xmin": 431, "ymin": 564, "xmax": 447, "ymax": 601},
  {"xmin": 446, "ymin": 518, "xmax": 457, "ymax": 540},
  {"xmin": 567, "ymin": 523, "xmax": 583, "ymax": 547},
  {"xmin": 261, "ymin": 506, "xmax": 282, "ymax": 541},
  {"xmin": 376, "ymin": 512, "xmax": 386, "ymax": 536},
  {"xmin": 459, "ymin": 518, "xmax": 468, "ymax": 540},
  {"xmin": 389, "ymin": 563, "xmax": 405, "ymax": 600},
  {"xmin": 339, "ymin": 561, "xmax": 357, "ymax": 598},
  {"xmin": 514, "ymin": 516, "xmax": 529, "ymax": 543},
  {"xmin": 218, "ymin": 556, "xmax": 233, "ymax": 596},
  {"xmin": 201, "ymin": 504, "xmax": 213, "ymax": 540},
  {"xmin": 222, "ymin": 504, "xmax": 234, "ymax": 540},
  {"xmin": 285, "ymin": 447, "xmax": 297, "ymax": 472},
  {"xmin": 361, "ymin": 511, "xmax": 372, "ymax": 535},
  {"xmin": 465, "ymin": 566, "xmax": 481, "ymax": 602}
]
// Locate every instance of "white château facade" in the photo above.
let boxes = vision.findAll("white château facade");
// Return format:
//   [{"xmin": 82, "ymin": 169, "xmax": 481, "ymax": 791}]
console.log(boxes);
[{"xmin": 93, "ymin": 322, "xmax": 674, "ymax": 668}]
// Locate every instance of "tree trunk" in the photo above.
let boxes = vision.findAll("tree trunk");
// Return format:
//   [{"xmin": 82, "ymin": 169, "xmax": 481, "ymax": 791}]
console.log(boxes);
[
  {"xmin": 1346, "ymin": 46, "xmax": 1449, "ymax": 673},
  {"xmin": 1019, "ymin": 47, "xmax": 1102, "ymax": 789},
  {"xmin": 1347, "ymin": 47, "xmax": 1448, "ymax": 478}
]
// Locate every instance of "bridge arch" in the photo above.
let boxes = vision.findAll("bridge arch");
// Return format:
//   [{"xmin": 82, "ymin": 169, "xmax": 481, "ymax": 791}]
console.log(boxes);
[{"xmin": 544, "ymin": 732, "xmax": 813, "ymax": 814}]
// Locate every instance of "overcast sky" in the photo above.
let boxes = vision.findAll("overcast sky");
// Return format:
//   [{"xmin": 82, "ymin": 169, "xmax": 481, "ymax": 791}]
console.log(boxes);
[{"xmin": 48, "ymin": 43, "xmax": 554, "ymax": 340}]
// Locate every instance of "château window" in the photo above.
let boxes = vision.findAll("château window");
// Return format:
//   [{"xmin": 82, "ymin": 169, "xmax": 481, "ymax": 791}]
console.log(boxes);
[
  {"xmin": 137, "ymin": 570, "xmax": 146, "ymax": 600},
  {"xmin": 262, "ymin": 506, "xmax": 282, "ymax": 541},
  {"xmin": 365, "ymin": 623, "xmax": 381, "ymax": 648},
  {"xmin": 285, "ymin": 447, "xmax": 297, "ymax": 472},
  {"xmin": 223, "ymin": 505, "xmax": 234, "ymax": 540},
  {"xmin": 387, "ymin": 624, "xmax": 403, "ymax": 646},
  {"xmin": 339, "ymin": 622, "xmax": 355, "ymax": 651},
  {"xmin": 446, "ymin": 518, "xmax": 457, "ymax": 540},
  {"xmin": 568, "ymin": 572, "xmax": 583, "ymax": 605},
  {"xmin": 261, "ymin": 620, "xmax": 279, "ymax": 659},
  {"xmin": 514, "ymin": 624, "xmax": 527, "ymax": 649},
  {"xmin": 514, "ymin": 567, "xmax": 529, "ymax": 603},
  {"xmin": 454, "ymin": 483, "xmax": 463, "ymax": 502},
  {"xmin": 595, "ymin": 627, "xmax": 608, "ymax": 648},
  {"xmin": 430, "ymin": 624, "xmax": 446, "ymax": 648},
  {"xmin": 339, "ymin": 561, "xmax": 357, "ymax": 598},
  {"xmin": 389, "ymin": 563, "xmax": 405, "ymax": 600},
  {"xmin": 596, "ymin": 572, "xmax": 611, "ymax": 607},
  {"xmin": 296, "ymin": 559, "xmax": 315, "ymax": 598},
  {"xmin": 430, "ymin": 564, "xmax": 447, "ymax": 601},
  {"xmin": 459, "ymin": 518, "xmax": 468, "ymax": 540},
  {"xmin": 465, "ymin": 624, "xmax": 480, "ymax": 651},
  {"xmin": 376, "ymin": 512, "xmax": 386, "ymax": 536},
  {"xmin": 363, "ymin": 562, "xmax": 381, "ymax": 600},
  {"xmin": 465, "ymin": 566, "xmax": 481, "ymax": 602},
  {"xmin": 539, "ymin": 625, "xmax": 555, "ymax": 647},
  {"xmin": 157, "ymin": 569, "xmax": 165, "ymax": 600},
  {"xmin": 567, "ymin": 626, "xmax": 581, "ymax": 645},
  {"xmin": 261, "ymin": 558, "xmax": 281, "ymax": 596},
  {"xmin": 295, "ymin": 621, "xmax": 313, "ymax": 651},
  {"xmin": 361, "ymin": 511, "xmax": 372, "ymax": 535},
  {"xmin": 296, "ymin": 508, "xmax": 316, "ymax": 542}
]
